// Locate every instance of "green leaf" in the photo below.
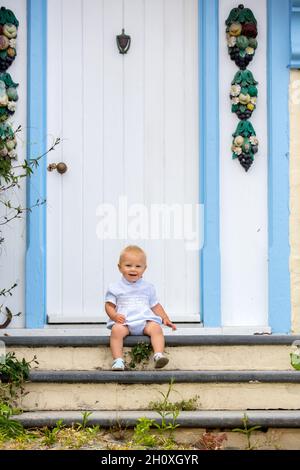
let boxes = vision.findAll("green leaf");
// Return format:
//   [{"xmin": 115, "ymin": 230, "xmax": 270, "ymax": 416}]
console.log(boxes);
[
  {"xmin": 233, "ymin": 121, "xmax": 256, "ymax": 138},
  {"xmin": 0, "ymin": 6, "xmax": 19, "ymax": 27},
  {"xmin": 0, "ymin": 72, "xmax": 18, "ymax": 88}
]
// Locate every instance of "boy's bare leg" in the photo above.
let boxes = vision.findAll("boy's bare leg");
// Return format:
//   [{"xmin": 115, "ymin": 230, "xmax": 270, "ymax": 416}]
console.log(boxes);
[
  {"xmin": 143, "ymin": 321, "xmax": 165, "ymax": 353},
  {"xmin": 110, "ymin": 324, "xmax": 129, "ymax": 359}
]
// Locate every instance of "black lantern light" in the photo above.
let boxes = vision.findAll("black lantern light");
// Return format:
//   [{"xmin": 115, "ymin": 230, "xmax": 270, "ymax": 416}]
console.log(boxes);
[{"xmin": 116, "ymin": 28, "xmax": 131, "ymax": 54}]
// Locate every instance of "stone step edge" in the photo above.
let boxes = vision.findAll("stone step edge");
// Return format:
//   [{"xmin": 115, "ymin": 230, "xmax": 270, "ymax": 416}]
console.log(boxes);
[
  {"xmin": 2, "ymin": 334, "xmax": 300, "ymax": 347},
  {"xmin": 12, "ymin": 410, "xmax": 300, "ymax": 429},
  {"xmin": 28, "ymin": 370, "xmax": 300, "ymax": 383}
]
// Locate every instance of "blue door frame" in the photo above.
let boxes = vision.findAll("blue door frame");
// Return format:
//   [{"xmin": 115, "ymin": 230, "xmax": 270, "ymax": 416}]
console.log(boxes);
[
  {"xmin": 25, "ymin": 0, "xmax": 291, "ymax": 332},
  {"xmin": 267, "ymin": 0, "xmax": 291, "ymax": 333},
  {"xmin": 26, "ymin": 0, "xmax": 47, "ymax": 328}
]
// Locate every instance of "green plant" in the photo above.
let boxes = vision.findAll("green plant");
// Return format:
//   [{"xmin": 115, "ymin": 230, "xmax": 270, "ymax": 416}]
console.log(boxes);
[
  {"xmin": 290, "ymin": 342, "xmax": 300, "ymax": 370},
  {"xmin": 0, "ymin": 351, "xmax": 38, "ymax": 405},
  {"xmin": 0, "ymin": 351, "xmax": 37, "ymax": 394},
  {"xmin": 41, "ymin": 419, "xmax": 64, "ymax": 446},
  {"xmin": 41, "ymin": 420, "xmax": 64, "ymax": 446},
  {"xmin": 0, "ymin": 402, "xmax": 25, "ymax": 439},
  {"xmin": 85, "ymin": 424, "xmax": 101, "ymax": 436},
  {"xmin": 150, "ymin": 379, "xmax": 180, "ymax": 442},
  {"xmin": 232, "ymin": 413, "xmax": 261, "ymax": 450},
  {"xmin": 132, "ymin": 380, "xmax": 182, "ymax": 448},
  {"xmin": 150, "ymin": 395, "xmax": 199, "ymax": 412},
  {"xmin": 76, "ymin": 411, "xmax": 92, "ymax": 430},
  {"xmin": 133, "ymin": 417, "xmax": 157, "ymax": 448},
  {"xmin": 0, "ymin": 135, "xmax": 60, "ymax": 326},
  {"xmin": 154, "ymin": 405, "xmax": 180, "ymax": 442},
  {"xmin": 128, "ymin": 342, "xmax": 152, "ymax": 369}
]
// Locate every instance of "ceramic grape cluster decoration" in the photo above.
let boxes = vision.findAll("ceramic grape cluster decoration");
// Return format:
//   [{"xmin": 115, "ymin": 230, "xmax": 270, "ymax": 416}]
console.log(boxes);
[
  {"xmin": 226, "ymin": 4, "xmax": 259, "ymax": 172},
  {"xmin": 0, "ymin": 6, "xmax": 19, "ymax": 167}
]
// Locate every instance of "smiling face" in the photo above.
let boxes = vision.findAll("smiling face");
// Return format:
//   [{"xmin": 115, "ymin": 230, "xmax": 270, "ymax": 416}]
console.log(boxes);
[{"xmin": 118, "ymin": 251, "xmax": 147, "ymax": 283}]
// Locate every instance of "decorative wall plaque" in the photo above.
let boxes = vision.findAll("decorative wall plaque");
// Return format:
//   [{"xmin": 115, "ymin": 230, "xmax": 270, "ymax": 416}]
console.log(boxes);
[{"xmin": 226, "ymin": 4, "xmax": 259, "ymax": 172}]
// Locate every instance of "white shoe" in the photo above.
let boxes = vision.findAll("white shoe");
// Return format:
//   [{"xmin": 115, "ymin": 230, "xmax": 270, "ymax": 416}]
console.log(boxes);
[
  {"xmin": 112, "ymin": 358, "xmax": 125, "ymax": 371},
  {"xmin": 153, "ymin": 353, "xmax": 169, "ymax": 369}
]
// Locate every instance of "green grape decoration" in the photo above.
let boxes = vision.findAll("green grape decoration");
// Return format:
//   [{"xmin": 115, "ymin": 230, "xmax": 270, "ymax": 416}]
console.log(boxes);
[
  {"xmin": 230, "ymin": 70, "xmax": 258, "ymax": 120},
  {"xmin": 226, "ymin": 4, "xmax": 259, "ymax": 172},
  {"xmin": 0, "ymin": 7, "xmax": 19, "ymax": 72},
  {"xmin": 231, "ymin": 121, "xmax": 258, "ymax": 172},
  {"xmin": 225, "ymin": 4, "xmax": 257, "ymax": 70}
]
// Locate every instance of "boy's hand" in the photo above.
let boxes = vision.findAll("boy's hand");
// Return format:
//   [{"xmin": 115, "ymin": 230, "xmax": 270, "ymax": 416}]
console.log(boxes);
[
  {"xmin": 163, "ymin": 318, "xmax": 177, "ymax": 330},
  {"xmin": 115, "ymin": 313, "xmax": 126, "ymax": 324}
]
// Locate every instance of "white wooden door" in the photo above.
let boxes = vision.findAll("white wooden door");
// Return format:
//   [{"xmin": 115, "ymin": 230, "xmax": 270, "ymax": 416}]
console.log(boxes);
[{"xmin": 46, "ymin": 0, "xmax": 200, "ymax": 323}]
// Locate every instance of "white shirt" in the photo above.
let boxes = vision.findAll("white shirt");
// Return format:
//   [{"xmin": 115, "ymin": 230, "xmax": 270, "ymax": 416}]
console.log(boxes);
[{"xmin": 105, "ymin": 276, "xmax": 162, "ymax": 329}]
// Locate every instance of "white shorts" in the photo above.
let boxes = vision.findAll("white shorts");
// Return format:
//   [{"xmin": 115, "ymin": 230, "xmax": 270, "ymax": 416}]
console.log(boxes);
[
  {"xmin": 107, "ymin": 316, "xmax": 162, "ymax": 335},
  {"xmin": 126, "ymin": 318, "xmax": 162, "ymax": 336}
]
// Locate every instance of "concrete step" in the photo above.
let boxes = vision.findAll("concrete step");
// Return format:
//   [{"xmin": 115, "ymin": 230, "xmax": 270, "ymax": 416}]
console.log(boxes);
[
  {"xmin": 3, "ymin": 335, "xmax": 299, "ymax": 371},
  {"xmin": 20, "ymin": 370, "xmax": 300, "ymax": 411},
  {"xmin": 12, "ymin": 410, "xmax": 300, "ymax": 449},
  {"xmin": 13, "ymin": 409, "xmax": 300, "ymax": 429}
]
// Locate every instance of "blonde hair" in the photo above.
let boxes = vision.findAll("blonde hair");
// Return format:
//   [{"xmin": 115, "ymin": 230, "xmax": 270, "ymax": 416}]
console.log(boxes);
[{"xmin": 119, "ymin": 245, "xmax": 147, "ymax": 264}]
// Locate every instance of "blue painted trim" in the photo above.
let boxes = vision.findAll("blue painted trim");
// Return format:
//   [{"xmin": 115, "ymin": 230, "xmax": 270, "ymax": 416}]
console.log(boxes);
[
  {"xmin": 290, "ymin": 0, "xmax": 300, "ymax": 68},
  {"xmin": 268, "ymin": 0, "xmax": 291, "ymax": 333},
  {"xmin": 199, "ymin": 0, "xmax": 221, "ymax": 327},
  {"xmin": 25, "ymin": 0, "xmax": 47, "ymax": 328}
]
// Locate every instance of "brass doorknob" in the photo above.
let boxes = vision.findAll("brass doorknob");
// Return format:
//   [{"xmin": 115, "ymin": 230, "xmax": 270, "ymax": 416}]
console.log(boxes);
[{"xmin": 47, "ymin": 162, "xmax": 68, "ymax": 174}]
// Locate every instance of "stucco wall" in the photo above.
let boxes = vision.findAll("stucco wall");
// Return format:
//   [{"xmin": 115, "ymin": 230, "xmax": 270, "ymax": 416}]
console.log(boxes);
[
  {"xmin": 0, "ymin": 0, "xmax": 27, "ymax": 328},
  {"xmin": 290, "ymin": 70, "xmax": 300, "ymax": 333}
]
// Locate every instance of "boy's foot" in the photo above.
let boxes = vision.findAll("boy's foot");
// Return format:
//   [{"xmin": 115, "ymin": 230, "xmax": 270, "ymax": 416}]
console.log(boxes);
[
  {"xmin": 112, "ymin": 358, "xmax": 125, "ymax": 371},
  {"xmin": 153, "ymin": 353, "xmax": 169, "ymax": 369}
]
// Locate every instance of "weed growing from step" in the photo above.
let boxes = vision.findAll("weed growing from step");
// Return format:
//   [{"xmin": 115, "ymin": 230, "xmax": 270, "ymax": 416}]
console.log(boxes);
[
  {"xmin": 109, "ymin": 418, "xmax": 129, "ymax": 441},
  {"xmin": 0, "ymin": 351, "xmax": 37, "ymax": 386},
  {"xmin": 41, "ymin": 420, "xmax": 64, "ymax": 446},
  {"xmin": 150, "ymin": 395, "xmax": 199, "ymax": 411},
  {"xmin": 0, "ymin": 402, "xmax": 25, "ymax": 440},
  {"xmin": 153, "ymin": 379, "xmax": 180, "ymax": 440},
  {"xmin": 0, "ymin": 352, "xmax": 38, "ymax": 442},
  {"xmin": 133, "ymin": 379, "xmax": 181, "ymax": 448},
  {"xmin": 232, "ymin": 413, "xmax": 262, "ymax": 450},
  {"xmin": 133, "ymin": 417, "xmax": 157, "ymax": 447},
  {"xmin": 85, "ymin": 424, "xmax": 101, "ymax": 437},
  {"xmin": 0, "ymin": 351, "xmax": 38, "ymax": 403},
  {"xmin": 127, "ymin": 342, "xmax": 152, "ymax": 369},
  {"xmin": 76, "ymin": 411, "xmax": 92, "ymax": 430},
  {"xmin": 149, "ymin": 376, "xmax": 199, "ymax": 413},
  {"xmin": 75, "ymin": 412, "xmax": 101, "ymax": 436}
]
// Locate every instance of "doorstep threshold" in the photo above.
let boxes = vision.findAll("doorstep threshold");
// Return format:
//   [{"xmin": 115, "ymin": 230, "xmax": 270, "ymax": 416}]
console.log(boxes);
[
  {"xmin": 0, "ymin": 324, "xmax": 272, "ymax": 337},
  {"xmin": 1, "ymin": 333, "xmax": 299, "ymax": 347}
]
